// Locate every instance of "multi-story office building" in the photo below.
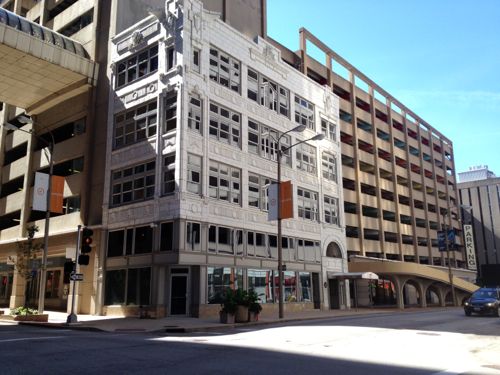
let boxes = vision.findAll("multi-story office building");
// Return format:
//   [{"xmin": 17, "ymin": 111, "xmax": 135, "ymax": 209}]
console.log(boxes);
[
  {"xmin": 102, "ymin": 0, "xmax": 346, "ymax": 317},
  {"xmin": 458, "ymin": 167, "xmax": 500, "ymax": 286},
  {"xmin": 0, "ymin": 0, "xmax": 477, "ymax": 317},
  {"xmin": 0, "ymin": 0, "xmax": 109, "ymax": 313}
]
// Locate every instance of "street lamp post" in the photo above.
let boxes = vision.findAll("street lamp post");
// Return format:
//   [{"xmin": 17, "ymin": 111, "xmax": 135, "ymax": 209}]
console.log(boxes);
[
  {"xmin": 3, "ymin": 119, "xmax": 54, "ymax": 313},
  {"xmin": 275, "ymin": 125, "xmax": 324, "ymax": 319}
]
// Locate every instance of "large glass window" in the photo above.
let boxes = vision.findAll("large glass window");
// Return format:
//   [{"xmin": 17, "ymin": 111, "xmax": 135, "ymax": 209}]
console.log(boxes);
[
  {"xmin": 208, "ymin": 225, "xmax": 243, "ymax": 255},
  {"xmin": 186, "ymin": 222, "xmax": 201, "ymax": 251},
  {"xmin": 161, "ymin": 221, "xmax": 174, "ymax": 251},
  {"xmin": 247, "ymin": 119, "xmax": 291, "ymax": 165},
  {"xmin": 207, "ymin": 267, "xmax": 243, "ymax": 303},
  {"xmin": 188, "ymin": 95, "xmax": 202, "ymax": 133},
  {"xmin": 296, "ymin": 143, "xmax": 317, "ymax": 174},
  {"xmin": 322, "ymin": 152, "xmax": 337, "ymax": 182},
  {"xmin": 324, "ymin": 195, "xmax": 339, "ymax": 225},
  {"xmin": 248, "ymin": 68, "xmax": 289, "ymax": 117},
  {"xmin": 294, "ymin": 95, "xmax": 315, "ymax": 130},
  {"xmin": 209, "ymin": 47, "xmax": 240, "ymax": 93},
  {"xmin": 209, "ymin": 102, "xmax": 241, "ymax": 147},
  {"xmin": 297, "ymin": 188, "xmax": 319, "ymax": 221},
  {"xmin": 114, "ymin": 101, "xmax": 157, "ymax": 149},
  {"xmin": 187, "ymin": 154, "xmax": 202, "ymax": 195},
  {"xmin": 283, "ymin": 271, "xmax": 297, "ymax": 302},
  {"xmin": 298, "ymin": 272, "xmax": 312, "ymax": 302},
  {"xmin": 111, "ymin": 160, "xmax": 155, "ymax": 206},
  {"xmin": 247, "ymin": 231, "xmax": 268, "ymax": 258},
  {"xmin": 104, "ymin": 268, "xmax": 151, "ymax": 306},
  {"xmin": 107, "ymin": 226, "xmax": 153, "ymax": 257},
  {"xmin": 116, "ymin": 44, "xmax": 158, "ymax": 88},
  {"xmin": 209, "ymin": 160, "xmax": 241, "ymax": 204},
  {"xmin": 248, "ymin": 269, "xmax": 274, "ymax": 304},
  {"xmin": 248, "ymin": 173, "xmax": 274, "ymax": 210}
]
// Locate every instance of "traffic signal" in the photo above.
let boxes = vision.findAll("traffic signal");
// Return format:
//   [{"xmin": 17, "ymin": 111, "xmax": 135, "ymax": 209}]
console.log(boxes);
[
  {"xmin": 78, "ymin": 227, "xmax": 93, "ymax": 266},
  {"xmin": 63, "ymin": 261, "xmax": 75, "ymax": 284}
]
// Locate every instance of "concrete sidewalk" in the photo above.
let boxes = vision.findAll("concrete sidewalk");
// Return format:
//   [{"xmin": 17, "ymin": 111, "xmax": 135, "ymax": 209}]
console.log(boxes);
[{"xmin": 0, "ymin": 307, "xmax": 452, "ymax": 333}]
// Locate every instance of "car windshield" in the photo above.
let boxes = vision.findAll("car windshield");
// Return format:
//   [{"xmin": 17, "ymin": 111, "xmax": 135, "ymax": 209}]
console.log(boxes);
[{"xmin": 472, "ymin": 290, "xmax": 498, "ymax": 298}]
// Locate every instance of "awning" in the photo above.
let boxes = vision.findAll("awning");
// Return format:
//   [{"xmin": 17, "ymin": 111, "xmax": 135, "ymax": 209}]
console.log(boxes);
[{"xmin": 327, "ymin": 271, "xmax": 379, "ymax": 280}]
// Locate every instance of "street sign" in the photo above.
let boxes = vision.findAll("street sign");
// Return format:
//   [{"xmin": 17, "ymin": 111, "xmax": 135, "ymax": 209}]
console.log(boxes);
[{"xmin": 70, "ymin": 272, "xmax": 83, "ymax": 281}]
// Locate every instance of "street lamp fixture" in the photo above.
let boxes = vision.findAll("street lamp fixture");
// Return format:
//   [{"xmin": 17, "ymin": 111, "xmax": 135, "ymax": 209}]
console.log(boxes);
[
  {"xmin": 276, "ymin": 126, "xmax": 324, "ymax": 319},
  {"xmin": 2, "ymin": 118, "xmax": 54, "ymax": 313}
]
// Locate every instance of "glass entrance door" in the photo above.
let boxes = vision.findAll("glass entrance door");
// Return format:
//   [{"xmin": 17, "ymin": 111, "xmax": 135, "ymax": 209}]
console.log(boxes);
[{"xmin": 170, "ymin": 274, "xmax": 188, "ymax": 315}]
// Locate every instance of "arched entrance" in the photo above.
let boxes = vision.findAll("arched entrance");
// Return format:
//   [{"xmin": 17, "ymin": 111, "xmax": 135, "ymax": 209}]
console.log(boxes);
[
  {"xmin": 425, "ymin": 285, "xmax": 441, "ymax": 306},
  {"xmin": 326, "ymin": 242, "xmax": 343, "ymax": 309},
  {"xmin": 402, "ymin": 279, "xmax": 421, "ymax": 307}
]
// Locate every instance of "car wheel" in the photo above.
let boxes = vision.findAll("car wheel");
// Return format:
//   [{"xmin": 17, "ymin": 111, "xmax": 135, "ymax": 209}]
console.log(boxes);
[{"xmin": 465, "ymin": 310, "xmax": 472, "ymax": 316}]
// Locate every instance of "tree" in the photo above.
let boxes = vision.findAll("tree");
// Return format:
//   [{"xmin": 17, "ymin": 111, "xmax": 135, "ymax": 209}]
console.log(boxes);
[{"xmin": 8, "ymin": 225, "xmax": 43, "ymax": 307}]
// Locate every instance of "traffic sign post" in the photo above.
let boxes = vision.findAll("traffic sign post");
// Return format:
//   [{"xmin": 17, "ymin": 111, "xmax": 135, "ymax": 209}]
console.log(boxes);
[
  {"xmin": 67, "ymin": 225, "xmax": 81, "ymax": 324},
  {"xmin": 69, "ymin": 272, "xmax": 84, "ymax": 281}
]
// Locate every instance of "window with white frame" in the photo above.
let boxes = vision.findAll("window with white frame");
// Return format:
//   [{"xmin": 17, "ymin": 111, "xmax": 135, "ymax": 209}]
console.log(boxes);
[
  {"xmin": 297, "ymin": 187, "xmax": 319, "ymax": 221},
  {"xmin": 247, "ymin": 119, "xmax": 291, "ymax": 165},
  {"xmin": 321, "ymin": 118, "xmax": 337, "ymax": 142},
  {"xmin": 209, "ymin": 102, "xmax": 240, "ymax": 147},
  {"xmin": 209, "ymin": 160, "xmax": 241, "ymax": 204},
  {"xmin": 188, "ymin": 95, "xmax": 202, "ymax": 133},
  {"xmin": 246, "ymin": 231, "xmax": 267, "ymax": 258},
  {"xmin": 116, "ymin": 44, "xmax": 158, "ymax": 88},
  {"xmin": 324, "ymin": 195, "xmax": 339, "ymax": 225},
  {"xmin": 187, "ymin": 153, "xmax": 202, "ymax": 195},
  {"xmin": 247, "ymin": 68, "xmax": 289, "ymax": 117},
  {"xmin": 296, "ymin": 143, "xmax": 317, "ymax": 174},
  {"xmin": 209, "ymin": 47, "xmax": 240, "ymax": 93},
  {"xmin": 163, "ymin": 153, "xmax": 175, "ymax": 195},
  {"xmin": 294, "ymin": 95, "xmax": 315, "ymax": 130},
  {"xmin": 186, "ymin": 222, "xmax": 201, "ymax": 251},
  {"xmin": 208, "ymin": 225, "xmax": 243, "ymax": 255},
  {"xmin": 111, "ymin": 160, "xmax": 155, "ymax": 206},
  {"xmin": 248, "ymin": 173, "xmax": 274, "ymax": 210},
  {"xmin": 114, "ymin": 101, "xmax": 157, "ymax": 149},
  {"xmin": 166, "ymin": 46, "xmax": 175, "ymax": 71},
  {"xmin": 164, "ymin": 90, "xmax": 177, "ymax": 133},
  {"xmin": 322, "ymin": 152, "xmax": 337, "ymax": 182}
]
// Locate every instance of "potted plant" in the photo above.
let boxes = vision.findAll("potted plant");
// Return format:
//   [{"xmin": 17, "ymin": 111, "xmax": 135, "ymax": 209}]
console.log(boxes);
[
  {"xmin": 219, "ymin": 288, "xmax": 237, "ymax": 324},
  {"xmin": 234, "ymin": 289, "xmax": 250, "ymax": 323},
  {"xmin": 247, "ymin": 290, "xmax": 262, "ymax": 322}
]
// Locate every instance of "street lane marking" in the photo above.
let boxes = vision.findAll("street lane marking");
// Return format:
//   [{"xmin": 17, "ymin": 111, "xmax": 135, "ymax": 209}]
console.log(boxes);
[{"xmin": 0, "ymin": 336, "xmax": 64, "ymax": 343}]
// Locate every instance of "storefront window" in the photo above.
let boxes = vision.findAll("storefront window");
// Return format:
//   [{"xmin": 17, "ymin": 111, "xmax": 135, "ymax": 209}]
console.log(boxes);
[
  {"xmin": 298, "ymin": 272, "xmax": 312, "ymax": 302},
  {"xmin": 207, "ymin": 267, "xmax": 243, "ymax": 304},
  {"xmin": 248, "ymin": 269, "xmax": 274, "ymax": 303}
]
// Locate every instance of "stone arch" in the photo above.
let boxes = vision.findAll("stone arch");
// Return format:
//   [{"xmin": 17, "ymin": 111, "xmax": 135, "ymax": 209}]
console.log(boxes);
[
  {"xmin": 326, "ymin": 242, "xmax": 343, "ymax": 258},
  {"xmin": 425, "ymin": 284, "xmax": 442, "ymax": 306},
  {"xmin": 402, "ymin": 279, "xmax": 422, "ymax": 307}
]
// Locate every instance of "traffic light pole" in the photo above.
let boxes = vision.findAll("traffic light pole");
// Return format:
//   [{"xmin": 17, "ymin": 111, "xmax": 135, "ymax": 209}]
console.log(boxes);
[{"xmin": 67, "ymin": 225, "xmax": 81, "ymax": 324}]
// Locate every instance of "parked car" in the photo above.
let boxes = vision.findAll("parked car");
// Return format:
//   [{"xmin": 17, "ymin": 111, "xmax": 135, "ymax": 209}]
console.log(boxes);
[{"xmin": 464, "ymin": 287, "xmax": 500, "ymax": 317}]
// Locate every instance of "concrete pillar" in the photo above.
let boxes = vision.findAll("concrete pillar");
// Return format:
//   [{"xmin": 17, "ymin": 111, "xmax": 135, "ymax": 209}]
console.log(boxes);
[
  {"xmin": 416, "ymin": 281, "xmax": 426, "ymax": 308},
  {"xmin": 392, "ymin": 276, "xmax": 405, "ymax": 310},
  {"xmin": 9, "ymin": 269, "xmax": 26, "ymax": 309}
]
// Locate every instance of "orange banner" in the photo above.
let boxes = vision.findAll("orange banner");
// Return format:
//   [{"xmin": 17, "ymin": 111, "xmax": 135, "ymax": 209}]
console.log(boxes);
[
  {"xmin": 50, "ymin": 175, "xmax": 65, "ymax": 214},
  {"xmin": 280, "ymin": 180, "xmax": 293, "ymax": 219}
]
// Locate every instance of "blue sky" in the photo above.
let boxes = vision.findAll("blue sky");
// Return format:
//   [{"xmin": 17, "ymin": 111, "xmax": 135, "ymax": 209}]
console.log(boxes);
[{"xmin": 267, "ymin": 0, "xmax": 500, "ymax": 178}]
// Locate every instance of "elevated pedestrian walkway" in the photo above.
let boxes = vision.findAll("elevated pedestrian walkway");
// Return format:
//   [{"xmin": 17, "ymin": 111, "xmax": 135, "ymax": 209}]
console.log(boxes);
[{"xmin": 0, "ymin": 8, "xmax": 97, "ymax": 114}]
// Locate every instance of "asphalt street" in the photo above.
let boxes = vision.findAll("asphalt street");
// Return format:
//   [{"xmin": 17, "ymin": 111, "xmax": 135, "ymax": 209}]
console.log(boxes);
[{"xmin": 1, "ymin": 309, "xmax": 499, "ymax": 375}]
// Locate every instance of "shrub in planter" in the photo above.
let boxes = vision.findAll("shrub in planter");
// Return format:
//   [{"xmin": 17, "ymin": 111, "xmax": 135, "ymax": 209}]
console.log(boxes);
[
  {"xmin": 247, "ymin": 290, "xmax": 262, "ymax": 322},
  {"xmin": 220, "ymin": 288, "xmax": 237, "ymax": 324},
  {"xmin": 10, "ymin": 306, "xmax": 48, "ymax": 322},
  {"xmin": 234, "ymin": 289, "xmax": 250, "ymax": 323}
]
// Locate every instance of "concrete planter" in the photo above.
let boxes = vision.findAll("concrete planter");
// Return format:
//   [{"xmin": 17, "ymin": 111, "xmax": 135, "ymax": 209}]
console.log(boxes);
[
  {"xmin": 235, "ymin": 305, "xmax": 249, "ymax": 323},
  {"xmin": 13, "ymin": 314, "xmax": 49, "ymax": 322},
  {"xmin": 219, "ymin": 311, "xmax": 235, "ymax": 324},
  {"xmin": 248, "ymin": 311, "xmax": 259, "ymax": 322}
]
